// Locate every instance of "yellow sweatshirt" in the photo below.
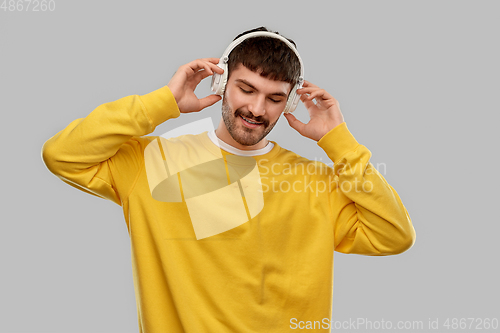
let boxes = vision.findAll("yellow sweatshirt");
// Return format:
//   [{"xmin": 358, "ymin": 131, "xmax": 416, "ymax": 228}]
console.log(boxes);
[{"xmin": 41, "ymin": 86, "xmax": 415, "ymax": 332}]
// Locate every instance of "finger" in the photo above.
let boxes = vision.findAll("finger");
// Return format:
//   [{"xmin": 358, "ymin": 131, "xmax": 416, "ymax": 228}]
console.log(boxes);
[
  {"xmin": 198, "ymin": 94, "xmax": 222, "ymax": 110},
  {"xmin": 283, "ymin": 113, "xmax": 307, "ymax": 135},
  {"xmin": 308, "ymin": 90, "xmax": 327, "ymax": 101},
  {"xmin": 208, "ymin": 61, "xmax": 224, "ymax": 74},
  {"xmin": 202, "ymin": 62, "xmax": 214, "ymax": 75},
  {"xmin": 297, "ymin": 87, "xmax": 320, "ymax": 96},
  {"xmin": 300, "ymin": 94, "xmax": 316, "ymax": 109},
  {"xmin": 192, "ymin": 69, "xmax": 213, "ymax": 85},
  {"xmin": 302, "ymin": 80, "xmax": 318, "ymax": 88},
  {"xmin": 198, "ymin": 58, "xmax": 223, "ymax": 67},
  {"xmin": 187, "ymin": 59, "xmax": 215, "ymax": 73},
  {"xmin": 195, "ymin": 60, "xmax": 224, "ymax": 75},
  {"xmin": 203, "ymin": 57, "xmax": 222, "ymax": 65},
  {"xmin": 312, "ymin": 90, "xmax": 336, "ymax": 104},
  {"xmin": 298, "ymin": 91, "xmax": 322, "ymax": 103}
]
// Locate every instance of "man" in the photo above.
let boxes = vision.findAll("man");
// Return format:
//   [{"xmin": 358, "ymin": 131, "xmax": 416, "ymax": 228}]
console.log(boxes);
[{"xmin": 42, "ymin": 27, "xmax": 415, "ymax": 332}]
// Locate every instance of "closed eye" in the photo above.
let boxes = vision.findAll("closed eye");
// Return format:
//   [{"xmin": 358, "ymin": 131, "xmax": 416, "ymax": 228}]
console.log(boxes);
[
  {"xmin": 240, "ymin": 87, "xmax": 283, "ymax": 103},
  {"xmin": 240, "ymin": 87, "xmax": 252, "ymax": 94}
]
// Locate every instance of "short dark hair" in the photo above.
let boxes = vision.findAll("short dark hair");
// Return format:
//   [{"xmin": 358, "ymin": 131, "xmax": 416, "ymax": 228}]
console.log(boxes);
[{"xmin": 227, "ymin": 26, "xmax": 301, "ymax": 85}]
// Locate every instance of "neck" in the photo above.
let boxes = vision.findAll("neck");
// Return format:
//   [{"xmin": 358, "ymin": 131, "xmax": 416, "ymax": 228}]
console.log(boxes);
[{"xmin": 215, "ymin": 118, "xmax": 268, "ymax": 150}]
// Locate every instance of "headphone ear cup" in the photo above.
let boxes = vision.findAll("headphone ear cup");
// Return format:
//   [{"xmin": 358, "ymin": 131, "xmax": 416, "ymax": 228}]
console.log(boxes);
[
  {"xmin": 219, "ymin": 69, "xmax": 228, "ymax": 95},
  {"xmin": 283, "ymin": 83, "xmax": 301, "ymax": 113},
  {"xmin": 211, "ymin": 62, "xmax": 228, "ymax": 96}
]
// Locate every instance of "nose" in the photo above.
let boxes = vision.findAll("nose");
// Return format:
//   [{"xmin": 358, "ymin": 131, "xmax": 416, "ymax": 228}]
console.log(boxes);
[{"xmin": 247, "ymin": 95, "xmax": 266, "ymax": 117}]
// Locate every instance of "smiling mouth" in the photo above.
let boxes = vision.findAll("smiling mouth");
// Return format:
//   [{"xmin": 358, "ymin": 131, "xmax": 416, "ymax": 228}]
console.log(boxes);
[{"xmin": 239, "ymin": 115, "xmax": 264, "ymax": 125}]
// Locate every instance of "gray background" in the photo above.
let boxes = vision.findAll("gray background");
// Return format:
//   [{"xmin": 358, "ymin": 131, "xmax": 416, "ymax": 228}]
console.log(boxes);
[{"xmin": 1, "ymin": 0, "xmax": 499, "ymax": 332}]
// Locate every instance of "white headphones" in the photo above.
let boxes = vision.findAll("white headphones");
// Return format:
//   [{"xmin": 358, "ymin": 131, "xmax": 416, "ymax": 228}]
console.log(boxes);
[{"xmin": 211, "ymin": 31, "xmax": 304, "ymax": 114}]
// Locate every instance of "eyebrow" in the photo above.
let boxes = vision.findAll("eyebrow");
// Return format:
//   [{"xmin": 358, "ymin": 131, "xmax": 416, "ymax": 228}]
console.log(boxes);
[{"xmin": 235, "ymin": 79, "xmax": 288, "ymax": 97}]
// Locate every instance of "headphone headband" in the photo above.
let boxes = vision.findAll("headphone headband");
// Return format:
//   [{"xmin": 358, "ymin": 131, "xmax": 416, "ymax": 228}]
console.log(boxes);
[{"xmin": 219, "ymin": 31, "xmax": 304, "ymax": 83}]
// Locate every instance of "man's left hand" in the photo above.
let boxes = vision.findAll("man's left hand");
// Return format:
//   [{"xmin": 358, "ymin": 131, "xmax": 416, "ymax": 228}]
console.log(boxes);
[{"xmin": 284, "ymin": 80, "xmax": 345, "ymax": 141}]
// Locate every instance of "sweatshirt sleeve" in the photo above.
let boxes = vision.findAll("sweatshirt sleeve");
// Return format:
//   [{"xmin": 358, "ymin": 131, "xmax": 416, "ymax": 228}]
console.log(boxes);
[
  {"xmin": 317, "ymin": 122, "xmax": 416, "ymax": 255},
  {"xmin": 41, "ymin": 86, "xmax": 180, "ymax": 206}
]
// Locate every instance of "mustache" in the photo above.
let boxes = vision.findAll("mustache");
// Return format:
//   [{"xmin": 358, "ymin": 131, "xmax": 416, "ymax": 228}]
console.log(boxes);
[{"xmin": 234, "ymin": 109, "xmax": 268, "ymax": 126}]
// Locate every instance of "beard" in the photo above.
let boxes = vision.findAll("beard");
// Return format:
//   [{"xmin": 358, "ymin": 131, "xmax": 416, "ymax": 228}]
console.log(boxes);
[{"xmin": 221, "ymin": 98, "xmax": 280, "ymax": 146}]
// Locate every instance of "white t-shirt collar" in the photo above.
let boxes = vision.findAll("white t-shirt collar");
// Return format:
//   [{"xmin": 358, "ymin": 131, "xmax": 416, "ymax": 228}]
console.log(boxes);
[{"xmin": 207, "ymin": 130, "xmax": 275, "ymax": 156}]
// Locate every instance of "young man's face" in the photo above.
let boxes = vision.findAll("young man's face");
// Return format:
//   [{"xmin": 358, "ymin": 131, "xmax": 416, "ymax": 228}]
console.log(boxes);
[{"xmin": 221, "ymin": 64, "xmax": 292, "ymax": 148}]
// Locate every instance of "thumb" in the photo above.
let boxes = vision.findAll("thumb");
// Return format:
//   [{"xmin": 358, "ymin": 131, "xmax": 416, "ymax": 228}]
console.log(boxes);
[
  {"xmin": 198, "ymin": 94, "xmax": 222, "ymax": 110},
  {"xmin": 284, "ymin": 113, "xmax": 306, "ymax": 135}
]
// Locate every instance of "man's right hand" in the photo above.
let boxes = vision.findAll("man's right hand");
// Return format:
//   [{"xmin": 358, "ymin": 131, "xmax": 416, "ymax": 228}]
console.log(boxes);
[{"xmin": 167, "ymin": 58, "xmax": 224, "ymax": 113}]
